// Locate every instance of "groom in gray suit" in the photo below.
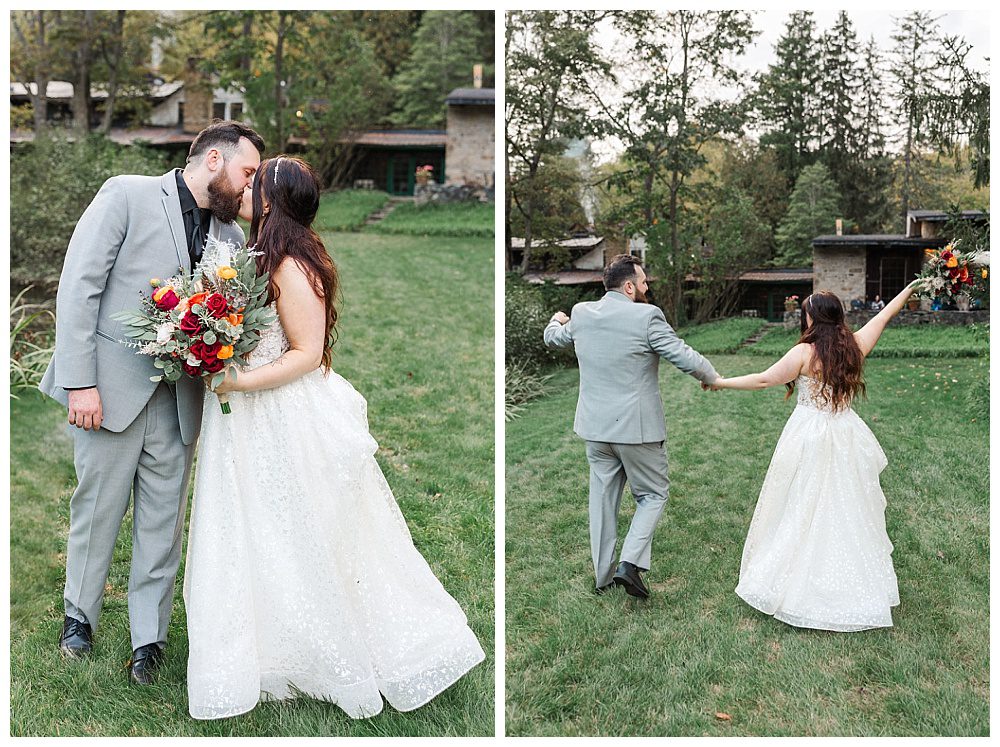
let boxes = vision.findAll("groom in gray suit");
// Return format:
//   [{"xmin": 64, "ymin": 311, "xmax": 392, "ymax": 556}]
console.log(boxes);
[
  {"xmin": 39, "ymin": 120, "xmax": 264, "ymax": 683},
  {"xmin": 544, "ymin": 254, "xmax": 719, "ymax": 598}
]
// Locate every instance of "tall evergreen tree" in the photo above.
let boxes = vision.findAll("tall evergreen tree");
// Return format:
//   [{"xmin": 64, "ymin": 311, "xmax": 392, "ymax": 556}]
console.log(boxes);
[
  {"xmin": 774, "ymin": 162, "xmax": 843, "ymax": 267},
  {"xmin": 755, "ymin": 11, "xmax": 822, "ymax": 186},
  {"xmin": 390, "ymin": 10, "xmax": 483, "ymax": 128},
  {"xmin": 889, "ymin": 11, "xmax": 947, "ymax": 226}
]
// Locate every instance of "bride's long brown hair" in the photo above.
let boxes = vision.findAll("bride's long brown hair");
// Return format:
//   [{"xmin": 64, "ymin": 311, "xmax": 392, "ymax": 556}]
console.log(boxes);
[
  {"xmin": 785, "ymin": 291, "xmax": 866, "ymax": 411},
  {"xmin": 248, "ymin": 156, "xmax": 339, "ymax": 371}
]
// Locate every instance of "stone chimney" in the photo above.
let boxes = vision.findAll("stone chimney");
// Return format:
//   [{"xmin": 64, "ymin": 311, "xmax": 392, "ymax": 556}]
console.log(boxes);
[
  {"xmin": 835, "ymin": 218, "xmax": 843, "ymax": 236},
  {"xmin": 182, "ymin": 56, "xmax": 213, "ymax": 135},
  {"xmin": 473, "ymin": 64, "xmax": 483, "ymax": 89}
]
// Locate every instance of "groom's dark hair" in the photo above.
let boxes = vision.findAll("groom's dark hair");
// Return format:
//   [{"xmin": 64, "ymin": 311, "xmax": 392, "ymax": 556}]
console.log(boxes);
[
  {"xmin": 603, "ymin": 254, "xmax": 643, "ymax": 291},
  {"xmin": 187, "ymin": 120, "xmax": 265, "ymax": 164}
]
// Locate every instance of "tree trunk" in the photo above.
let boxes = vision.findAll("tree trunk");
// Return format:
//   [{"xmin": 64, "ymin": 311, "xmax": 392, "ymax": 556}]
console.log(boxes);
[
  {"xmin": 72, "ymin": 10, "xmax": 95, "ymax": 135},
  {"xmin": 100, "ymin": 10, "xmax": 127, "ymax": 134},
  {"xmin": 274, "ymin": 12, "xmax": 289, "ymax": 152},
  {"xmin": 901, "ymin": 116, "xmax": 913, "ymax": 229},
  {"xmin": 31, "ymin": 12, "xmax": 50, "ymax": 134}
]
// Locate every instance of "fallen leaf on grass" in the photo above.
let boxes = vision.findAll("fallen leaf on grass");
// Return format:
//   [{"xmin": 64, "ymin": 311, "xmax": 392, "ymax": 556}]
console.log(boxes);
[{"xmin": 715, "ymin": 712, "xmax": 732, "ymax": 721}]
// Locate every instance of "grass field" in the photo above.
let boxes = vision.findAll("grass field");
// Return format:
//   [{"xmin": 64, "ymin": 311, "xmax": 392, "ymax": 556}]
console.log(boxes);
[
  {"xmin": 505, "ymin": 348, "xmax": 988, "ymax": 736},
  {"xmin": 748, "ymin": 322, "xmax": 988, "ymax": 358},
  {"xmin": 366, "ymin": 201, "xmax": 494, "ymax": 238},
  {"xmin": 313, "ymin": 189, "xmax": 389, "ymax": 232},
  {"xmin": 10, "ymin": 228, "xmax": 495, "ymax": 736},
  {"xmin": 676, "ymin": 317, "xmax": 767, "ymax": 354}
]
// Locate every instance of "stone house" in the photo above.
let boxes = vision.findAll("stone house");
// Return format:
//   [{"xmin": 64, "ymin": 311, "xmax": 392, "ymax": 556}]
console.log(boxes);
[
  {"xmin": 811, "ymin": 210, "xmax": 987, "ymax": 306},
  {"xmin": 444, "ymin": 87, "xmax": 495, "ymax": 188}
]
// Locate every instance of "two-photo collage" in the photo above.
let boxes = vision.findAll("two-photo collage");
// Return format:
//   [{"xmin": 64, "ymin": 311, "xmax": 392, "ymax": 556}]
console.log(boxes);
[{"xmin": 7, "ymin": 7, "xmax": 990, "ymax": 739}]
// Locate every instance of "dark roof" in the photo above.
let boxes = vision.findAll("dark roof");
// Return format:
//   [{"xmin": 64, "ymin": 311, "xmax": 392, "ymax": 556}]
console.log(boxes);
[
  {"xmin": 10, "ymin": 126, "xmax": 194, "ymax": 145},
  {"xmin": 445, "ymin": 87, "xmax": 495, "ymax": 106},
  {"xmin": 908, "ymin": 209, "xmax": 987, "ymax": 222},
  {"xmin": 510, "ymin": 236, "xmax": 603, "ymax": 250},
  {"xmin": 812, "ymin": 234, "xmax": 949, "ymax": 249},
  {"xmin": 337, "ymin": 129, "xmax": 447, "ymax": 148},
  {"xmin": 739, "ymin": 269, "xmax": 813, "ymax": 283},
  {"xmin": 523, "ymin": 271, "xmax": 604, "ymax": 286}
]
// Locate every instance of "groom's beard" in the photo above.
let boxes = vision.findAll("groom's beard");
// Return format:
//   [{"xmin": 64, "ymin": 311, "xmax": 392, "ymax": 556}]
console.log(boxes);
[
  {"xmin": 206, "ymin": 169, "xmax": 243, "ymax": 224},
  {"xmin": 634, "ymin": 287, "xmax": 648, "ymax": 303}
]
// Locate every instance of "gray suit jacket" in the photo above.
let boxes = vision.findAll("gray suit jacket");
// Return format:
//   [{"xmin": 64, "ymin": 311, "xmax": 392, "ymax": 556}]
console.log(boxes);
[
  {"xmin": 543, "ymin": 291, "xmax": 719, "ymax": 444},
  {"xmin": 39, "ymin": 170, "xmax": 245, "ymax": 444}
]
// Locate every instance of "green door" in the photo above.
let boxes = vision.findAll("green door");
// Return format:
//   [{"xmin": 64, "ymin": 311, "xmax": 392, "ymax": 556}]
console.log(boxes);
[{"xmin": 386, "ymin": 155, "xmax": 417, "ymax": 195}]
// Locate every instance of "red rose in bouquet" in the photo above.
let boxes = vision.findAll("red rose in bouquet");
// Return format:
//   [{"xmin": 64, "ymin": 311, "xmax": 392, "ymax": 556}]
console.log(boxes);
[
  {"xmin": 190, "ymin": 339, "xmax": 222, "ymax": 362},
  {"xmin": 205, "ymin": 293, "xmax": 229, "ymax": 318},
  {"xmin": 152, "ymin": 286, "xmax": 180, "ymax": 311},
  {"xmin": 182, "ymin": 361, "xmax": 201, "ymax": 377},
  {"xmin": 180, "ymin": 311, "xmax": 202, "ymax": 335},
  {"xmin": 202, "ymin": 356, "xmax": 225, "ymax": 374}
]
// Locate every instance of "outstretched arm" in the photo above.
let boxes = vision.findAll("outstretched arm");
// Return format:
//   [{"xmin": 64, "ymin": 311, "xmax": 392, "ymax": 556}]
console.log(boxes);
[
  {"xmin": 713, "ymin": 343, "xmax": 809, "ymax": 391},
  {"xmin": 543, "ymin": 311, "xmax": 574, "ymax": 348},
  {"xmin": 853, "ymin": 280, "xmax": 921, "ymax": 357},
  {"xmin": 213, "ymin": 259, "xmax": 326, "ymax": 393},
  {"xmin": 647, "ymin": 308, "xmax": 719, "ymax": 384}
]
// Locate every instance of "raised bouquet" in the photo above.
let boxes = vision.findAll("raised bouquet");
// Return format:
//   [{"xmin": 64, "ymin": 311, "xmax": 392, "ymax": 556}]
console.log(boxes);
[
  {"xmin": 915, "ymin": 240, "xmax": 989, "ymax": 302},
  {"xmin": 112, "ymin": 237, "xmax": 277, "ymax": 413}
]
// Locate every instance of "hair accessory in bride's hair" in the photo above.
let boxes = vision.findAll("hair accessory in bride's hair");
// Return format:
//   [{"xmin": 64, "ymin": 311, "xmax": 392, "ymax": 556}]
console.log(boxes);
[{"xmin": 273, "ymin": 157, "xmax": 284, "ymax": 185}]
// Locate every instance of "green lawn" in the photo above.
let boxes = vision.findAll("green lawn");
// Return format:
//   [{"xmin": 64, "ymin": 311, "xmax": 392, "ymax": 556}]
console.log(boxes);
[
  {"xmin": 505, "ymin": 353, "xmax": 988, "ymax": 736},
  {"xmin": 676, "ymin": 317, "xmax": 767, "ymax": 354},
  {"xmin": 366, "ymin": 200, "xmax": 494, "ymax": 238},
  {"xmin": 10, "ymin": 231, "xmax": 495, "ymax": 736},
  {"xmin": 314, "ymin": 189, "xmax": 389, "ymax": 231},
  {"xmin": 749, "ymin": 322, "xmax": 988, "ymax": 358}
]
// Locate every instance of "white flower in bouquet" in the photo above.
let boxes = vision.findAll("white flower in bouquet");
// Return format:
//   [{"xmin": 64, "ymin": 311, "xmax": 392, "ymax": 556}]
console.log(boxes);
[{"xmin": 156, "ymin": 321, "xmax": 175, "ymax": 345}]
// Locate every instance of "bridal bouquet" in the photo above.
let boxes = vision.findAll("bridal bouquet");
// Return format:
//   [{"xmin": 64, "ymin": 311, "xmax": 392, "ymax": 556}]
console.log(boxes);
[
  {"xmin": 915, "ymin": 241, "xmax": 988, "ymax": 301},
  {"xmin": 112, "ymin": 237, "xmax": 277, "ymax": 413}
]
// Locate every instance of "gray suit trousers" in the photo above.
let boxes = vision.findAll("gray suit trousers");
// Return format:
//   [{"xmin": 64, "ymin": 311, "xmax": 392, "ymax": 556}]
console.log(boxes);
[
  {"xmin": 64, "ymin": 382, "xmax": 195, "ymax": 649},
  {"xmin": 585, "ymin": 440, "xmax": 670, "ymax": 588}
]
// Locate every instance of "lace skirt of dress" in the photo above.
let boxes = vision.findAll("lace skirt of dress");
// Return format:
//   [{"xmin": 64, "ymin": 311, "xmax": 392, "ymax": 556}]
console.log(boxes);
[
  {"xmin": 183, "ymin": 368, "xmax": 485, "ymax": 720},
  {"xmin": 734, "ymin": 401, "xmax": 900, "ymax": 632}
]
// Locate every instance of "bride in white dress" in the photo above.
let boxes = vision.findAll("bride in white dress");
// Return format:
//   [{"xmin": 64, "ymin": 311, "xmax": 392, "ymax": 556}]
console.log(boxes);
[
  {"xmin": 183, "ymin": 156, "xmax": 484, "ymax": 720},
  {"xmin": 710, "ymin": 282, "xmax": 920, "ymax": 632}
]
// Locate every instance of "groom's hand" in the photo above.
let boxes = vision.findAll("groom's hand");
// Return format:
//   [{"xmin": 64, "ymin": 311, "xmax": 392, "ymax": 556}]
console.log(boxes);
[
  {"xmin": 551, "ymin": 311, "xmax": 570, "ymax": 325},
  {"xmin": 68, "ymin": 387, "xmax": 103, "ymax": 430}
]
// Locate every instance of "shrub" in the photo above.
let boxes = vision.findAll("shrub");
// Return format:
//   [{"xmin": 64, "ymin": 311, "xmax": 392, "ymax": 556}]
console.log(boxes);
[
  {"xmin": 10, "ymin": 287, "xmax": 55, "ymax": 397},
  {"xmin": 505, "ymin": 358, "xmax": 553, "ymax": 421},
  {"xmin": 11, "ymin": 134, "xmax": 170, "ymax": 287},
  {"xmin": 505, "ymin": 275, "xmax": 564, "ymax": 367}
]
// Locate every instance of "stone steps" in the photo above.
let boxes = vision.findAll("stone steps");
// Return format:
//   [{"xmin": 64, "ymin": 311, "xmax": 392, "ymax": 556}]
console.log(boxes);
[
  {"xmin": 740, "ymin": 322, "xmax": 781, "ymax": 348},
  {"xmin": 363, "ymin": 196, "xmax": 411, "ymax": 226}
]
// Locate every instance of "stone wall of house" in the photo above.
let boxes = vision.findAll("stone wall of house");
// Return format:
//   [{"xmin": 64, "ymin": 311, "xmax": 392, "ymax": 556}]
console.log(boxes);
[
  {"xmin": 182, "ymin": 58, "xmax": 213, "ymax": 135},
  {"xmin": 812, "ymin": 246, "xmax": 866, "ymax": 302},
  {"xmin": 445, "ymin": 105, "xmax": 494, "ymax": 187}
]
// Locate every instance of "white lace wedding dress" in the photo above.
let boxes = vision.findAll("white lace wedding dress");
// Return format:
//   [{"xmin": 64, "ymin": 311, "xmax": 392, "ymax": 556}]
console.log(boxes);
[
  {"xmin": 734, "ymin": 375, "xmax": 900, "ymax": 632},
  {"xmin": 183, "ymin": 310, "xmax": 485, "ymax": 720}
]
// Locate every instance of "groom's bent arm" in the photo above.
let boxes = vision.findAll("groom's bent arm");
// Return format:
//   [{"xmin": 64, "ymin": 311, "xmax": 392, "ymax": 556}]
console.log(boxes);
[
  {"xmin": 647, "ymin": 308, "xmax": 719, "ymax": 384},
  {"xmin": 54, "ymin": 177, "xmax": 129, "ymax": 389},
  {"xmin": 543, "ymin": 315, "xmax": 574, "ymax": 349}
]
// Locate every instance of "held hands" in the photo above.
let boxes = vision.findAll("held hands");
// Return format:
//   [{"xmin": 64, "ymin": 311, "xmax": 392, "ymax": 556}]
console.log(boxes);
[
  {"xmin": 551, "ymin": 311, "xmax": 570, "ymax": 325},
  {"xmin": 68, "ymin": 387, "xmax": 103, "ymax": 430},
  {"xmin": 701, "ymin": 377, "xmax": 725, "ymax": 392}
]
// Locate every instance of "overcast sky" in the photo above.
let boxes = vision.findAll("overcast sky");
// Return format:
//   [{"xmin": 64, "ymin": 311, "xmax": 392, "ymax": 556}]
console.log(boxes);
[{"xmin": 589, "ymin": 9, "xmax": 990, "ymax": 163}]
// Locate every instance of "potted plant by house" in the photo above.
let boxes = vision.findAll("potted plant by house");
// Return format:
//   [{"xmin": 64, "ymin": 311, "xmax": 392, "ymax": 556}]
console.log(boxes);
[
  {"xmin": 906, "ymin": 296, "xmax": 921, "ymax": 311},
  {"xmin": 784, "ymin": 295, "xmax": 799, "ymax": 312},
  {"xmin": 415, "ymin": 164, "xmax": 434, "ymax": 186}
]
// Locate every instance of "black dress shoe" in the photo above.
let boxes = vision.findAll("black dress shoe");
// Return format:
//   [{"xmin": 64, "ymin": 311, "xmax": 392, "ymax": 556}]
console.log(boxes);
[
  {"xmin": 128, "ymin": 643, "xmax": 165, "ymax": 685},
  {"xmin": 613, "ymin": 561, "xmax": 650, "ymax": 599},
  {"xmin": 59, "ymin": 615, "xmax": 93, "ymax": 657}
]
